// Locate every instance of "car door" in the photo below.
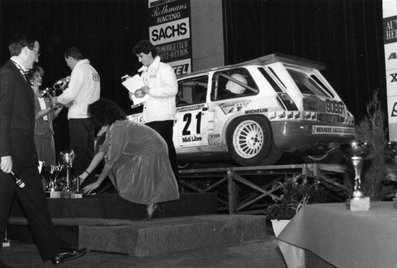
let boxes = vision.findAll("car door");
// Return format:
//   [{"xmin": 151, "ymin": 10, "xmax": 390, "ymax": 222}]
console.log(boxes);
[{"xmin": 173, "ymin": 75, "xmax": 214, "ymax": 151}]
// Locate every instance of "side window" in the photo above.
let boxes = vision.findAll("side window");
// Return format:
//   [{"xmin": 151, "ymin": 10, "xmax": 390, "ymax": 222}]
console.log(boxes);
[
  {"xmin": 177, "ymin": 76, "xmax": 208, "ymax": 106},
  {"xmin": 211, "ymin": 68, "xmax": 259, "ymax": 101}
]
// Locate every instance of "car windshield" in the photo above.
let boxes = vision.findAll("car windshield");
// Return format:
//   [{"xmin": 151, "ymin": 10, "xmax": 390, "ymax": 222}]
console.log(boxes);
[{"xmin": 287, "ymin": 68, "xmax": 334, "ymax": 98}]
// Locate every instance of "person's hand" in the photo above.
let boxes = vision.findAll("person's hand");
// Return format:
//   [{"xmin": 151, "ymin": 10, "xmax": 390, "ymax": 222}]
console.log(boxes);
[
  {"xmin": 50, "ymin": 97, "xmax": 58, "ymax": 107},
  {"xmin": 83, "ymin": 181, "xmax": 100, "ymax": 194},
  {"xmin": 0, "ymin": 156, "xmax": 12, "ymax": 173},
  {"xmin": 78, "ymin": 175, "xmax": 86, "ymax": 185},
  {"xmin": 134, "ymin": 88, "xmax": 146, "ymax": 98},
  {"xmin": 141, "ymin": 86, "xmax": 150, "ymax": 94}
]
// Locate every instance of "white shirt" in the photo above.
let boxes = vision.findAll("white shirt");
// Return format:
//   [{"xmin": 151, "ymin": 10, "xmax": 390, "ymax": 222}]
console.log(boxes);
[
  {"xmin": 139, "ymin": 56, "xmax": 178, "ymax": 122},
  {"xmin": 57, "ymin": 59, "xmax": 100, "ymax": 119}
]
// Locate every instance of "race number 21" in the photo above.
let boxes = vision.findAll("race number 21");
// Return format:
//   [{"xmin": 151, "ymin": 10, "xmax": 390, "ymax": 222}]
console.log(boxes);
[{"xmin": 182, "ymin": 112, "xmax": 202, "ymax": 135}]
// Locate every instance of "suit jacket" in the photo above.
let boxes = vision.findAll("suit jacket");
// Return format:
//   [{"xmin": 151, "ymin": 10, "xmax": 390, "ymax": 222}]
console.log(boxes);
[{"xmin": 0, "ymin": 60, "xmax": 38, "ymax": 172}]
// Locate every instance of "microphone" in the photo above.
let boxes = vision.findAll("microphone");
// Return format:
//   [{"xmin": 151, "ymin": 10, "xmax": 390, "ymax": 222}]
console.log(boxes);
[{"xmin": 10, "ymin": 171, "xmax": 26, "ymax": 189}]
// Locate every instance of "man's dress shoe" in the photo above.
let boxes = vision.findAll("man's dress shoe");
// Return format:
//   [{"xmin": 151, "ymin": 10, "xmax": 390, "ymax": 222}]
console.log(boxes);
[{"xmin": 51, "ymin": 248, "xmax": 87, "ymax": 265}]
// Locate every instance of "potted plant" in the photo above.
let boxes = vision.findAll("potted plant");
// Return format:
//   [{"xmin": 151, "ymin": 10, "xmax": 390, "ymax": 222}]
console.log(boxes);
[
  {"xmin": 265, "ymin": 174, "xmax": 349, "ymax": 231},
  {"xmin": 265, "ymin": 174, "xmax": 348, "ymax": 268}
]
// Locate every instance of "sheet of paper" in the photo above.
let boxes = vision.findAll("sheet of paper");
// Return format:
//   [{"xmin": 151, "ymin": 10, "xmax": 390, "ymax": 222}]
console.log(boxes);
[{"xmin": 121, "ymin": 74, "xmax": 148, "ymax": 105}]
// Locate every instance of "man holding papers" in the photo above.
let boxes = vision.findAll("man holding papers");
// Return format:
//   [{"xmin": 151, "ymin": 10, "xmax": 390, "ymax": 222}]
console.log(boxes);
[{"xmin": 130, "ymin": 40, "xmax": 179, "ymax": 186}]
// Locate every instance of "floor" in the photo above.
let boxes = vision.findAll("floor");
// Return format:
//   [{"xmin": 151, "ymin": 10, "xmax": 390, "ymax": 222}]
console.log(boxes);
[{"xmin": 1, "ymin": 226, "xmax": 287, "ymax": 268}]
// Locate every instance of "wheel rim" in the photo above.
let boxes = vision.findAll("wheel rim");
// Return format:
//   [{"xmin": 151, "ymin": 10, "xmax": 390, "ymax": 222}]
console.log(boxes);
[{"xmin": 232, "ymin": 120, "xmax": 264, "ymax": 158}]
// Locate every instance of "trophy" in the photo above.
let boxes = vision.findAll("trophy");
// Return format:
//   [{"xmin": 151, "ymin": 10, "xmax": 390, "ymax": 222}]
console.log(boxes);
[
  {"xmin": 41, "ymin": 164, "xmax": 62, "ymax": 198},
  {"xmin": 57, "ymin": 150, "xmax": 82, "ymax": 198},
  {"xmin": 345, "ymin": 141, "xmax": 370, "ymax": 211},
  {"xmin": 59, "ymin": 150, "xmax": 75, "ymax": 191}
]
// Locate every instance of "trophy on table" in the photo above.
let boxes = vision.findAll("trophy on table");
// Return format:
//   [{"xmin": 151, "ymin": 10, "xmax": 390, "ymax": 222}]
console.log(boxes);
[{"xmin": 345, "ymin": 141, "xmax": 370, "ymax": 211}]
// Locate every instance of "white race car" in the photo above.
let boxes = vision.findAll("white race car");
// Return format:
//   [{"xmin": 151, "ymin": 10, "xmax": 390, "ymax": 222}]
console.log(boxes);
[{"xmin": 128, "ymin": 53, "xmax": 355, "ymax": 166}]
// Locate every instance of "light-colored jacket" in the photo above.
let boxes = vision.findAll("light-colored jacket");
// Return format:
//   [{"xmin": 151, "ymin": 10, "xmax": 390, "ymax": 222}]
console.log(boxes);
[
  {"xmin": 139, "ymin": 56, "xmax": 177, "ymax": 123},
  {"xmin": 57, "ymin": 59, "xmax": 100, "ymax": 119}
]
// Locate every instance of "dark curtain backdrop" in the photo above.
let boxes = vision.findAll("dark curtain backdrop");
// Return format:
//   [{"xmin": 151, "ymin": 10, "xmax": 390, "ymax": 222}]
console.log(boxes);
[{"xmin": 224, "ymin": 0, "xmax": 386, "ymax": 124}]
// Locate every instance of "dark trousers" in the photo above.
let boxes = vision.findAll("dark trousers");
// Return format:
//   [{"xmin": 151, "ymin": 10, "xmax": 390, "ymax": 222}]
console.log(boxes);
[
  {"xmin": 0, "ymin": 168, "xmax": 69, "ymax": 261},
  {"xmin": 69, "ymin": 118, "xmax": 95, "ymax": 176},
  {"xmin": 146, "ymin": 120, "xmax": 179, "ymax": 183}
]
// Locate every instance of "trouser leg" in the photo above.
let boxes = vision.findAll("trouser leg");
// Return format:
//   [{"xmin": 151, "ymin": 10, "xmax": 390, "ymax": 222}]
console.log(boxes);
[
  {"xmin": 69, "ymin": 119, "xmax": 95, "ymax": 176},
  {"xmin": 15, "ymin": 167, "xmax": 70, "ymax": 261}
]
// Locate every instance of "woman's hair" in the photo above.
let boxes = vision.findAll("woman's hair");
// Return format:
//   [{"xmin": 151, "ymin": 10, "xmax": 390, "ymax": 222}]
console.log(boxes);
[
  {"xmin": 132, "ymin": 40, "xmax": 158, "ymax": 57},
  {"xmin": 27, "ymin": 64, "xmax": 44, "ymax": 82},
  {"xmin": 88, "ymin": 98, "xmax": 127, "ymax": 128}
]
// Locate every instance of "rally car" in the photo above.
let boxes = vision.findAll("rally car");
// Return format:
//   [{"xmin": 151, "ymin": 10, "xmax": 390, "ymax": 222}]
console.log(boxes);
[{"xmin": 128, "ymin": 53, "xmax": 355, "ymax": 166}]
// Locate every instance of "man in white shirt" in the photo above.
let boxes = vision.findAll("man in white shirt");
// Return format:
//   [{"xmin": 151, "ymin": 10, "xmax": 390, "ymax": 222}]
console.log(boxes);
[{"xmin": 54, "ymin": 47, "xmax": 100, "ymax": 176}]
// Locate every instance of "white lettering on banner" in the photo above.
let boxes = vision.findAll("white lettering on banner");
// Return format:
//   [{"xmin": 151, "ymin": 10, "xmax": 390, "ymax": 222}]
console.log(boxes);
[
  {"xmin": 312, "ymin": 125, "xmax": 355, "ymax": 135},
  {"xmin": 151, "ymin": 3, "xmax": 187, "ymax": 16},
  {"xmin": 156, "ymin": 12, "xmax": 181, "ymax": 24},
  {"xmin": 150, "ymin": 17, "xmax": 190, "ymax": 46}
]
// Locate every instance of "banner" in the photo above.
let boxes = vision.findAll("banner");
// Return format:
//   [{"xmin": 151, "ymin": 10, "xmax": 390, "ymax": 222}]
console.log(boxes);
[
  {"xmin": 148, "ymin": 0, "xmax": 192, "ymax": 75},
  {"xmin": 383, "ymin": 0, "xmax": 397, "ymax": 140}
]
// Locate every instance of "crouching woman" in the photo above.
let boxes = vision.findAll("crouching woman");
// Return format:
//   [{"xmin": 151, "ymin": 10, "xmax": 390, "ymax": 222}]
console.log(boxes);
[{"xmin": 79, "ymin": 98, "xmax": 179, "ymax": 219}]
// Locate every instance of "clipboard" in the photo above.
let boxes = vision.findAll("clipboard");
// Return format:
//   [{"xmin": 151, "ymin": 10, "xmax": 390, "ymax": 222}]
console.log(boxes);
[{"xmin": 121, "ymin": 74, "xmax": 149, "ymax": 105}]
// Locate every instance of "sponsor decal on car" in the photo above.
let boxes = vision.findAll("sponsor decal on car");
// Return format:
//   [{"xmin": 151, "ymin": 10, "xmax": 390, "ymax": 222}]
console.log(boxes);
[
  {"xmin": 219, "ymin": 101, "xmax": 250, "ymax": 114},
  {"xmin": 208, "ymin": 134, "xmax": 221, "ymax": 145},
  {"xmin": 177, "ymin": 104, "xmax": 204, "ymax": 112},
  {"xmin": 325, "ymin": 100, "xmax": 345, "ymax": 115},
  {"xmin": 245, "ymin": 108, "xmax": 268, "ymax": 114},
  {"xmin": 312, "ymin": 125, "xmax": 354, "ymax": 135}
]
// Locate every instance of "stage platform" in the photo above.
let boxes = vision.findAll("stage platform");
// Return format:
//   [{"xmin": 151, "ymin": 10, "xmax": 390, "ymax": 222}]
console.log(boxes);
[{"xmin": 7, "ymin": 193, "xmax": 217, "ymax": 246}]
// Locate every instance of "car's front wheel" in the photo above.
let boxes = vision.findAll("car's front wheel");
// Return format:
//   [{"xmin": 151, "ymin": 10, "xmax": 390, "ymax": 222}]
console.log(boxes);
[{"xmin": 226, "ymin": 115, "xmax": 282, "ymax": 166}]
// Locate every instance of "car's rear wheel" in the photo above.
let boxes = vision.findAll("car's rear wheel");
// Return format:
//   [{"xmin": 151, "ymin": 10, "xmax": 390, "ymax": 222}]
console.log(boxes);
[{"xmin": 226, "ymin": 115, "xmax": 282, "ymax": 166}]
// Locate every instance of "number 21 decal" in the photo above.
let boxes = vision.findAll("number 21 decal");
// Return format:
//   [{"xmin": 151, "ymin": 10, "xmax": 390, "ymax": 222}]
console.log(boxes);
[{"xmin": 182, "ymin": 112, "xmax": 203, "ymax": 135}]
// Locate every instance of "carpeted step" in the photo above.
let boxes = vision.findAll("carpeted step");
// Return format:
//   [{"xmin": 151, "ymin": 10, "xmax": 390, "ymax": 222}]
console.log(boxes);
[{"xmin": 79, "ymin": 214, "xmax": 267, "ymax": 257}]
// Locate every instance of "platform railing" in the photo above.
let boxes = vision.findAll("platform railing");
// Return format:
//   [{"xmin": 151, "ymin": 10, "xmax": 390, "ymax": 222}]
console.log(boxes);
[{"xmin": 179, "ymin": 163, "xmax": 347, "ymax": 214}]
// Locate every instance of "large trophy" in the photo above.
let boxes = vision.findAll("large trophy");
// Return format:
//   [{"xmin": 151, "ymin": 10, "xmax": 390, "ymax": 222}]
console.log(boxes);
[
  {"xmin": 43, "ymin": 150, "xmax": 82, "ymax": 198},
  {"xmin": 59, "ymin": 150, "xmax": 83, "ymax": 198},
  {"xmin": 345, "ymin": 141, "xmax": 370, "ymax": 211}
]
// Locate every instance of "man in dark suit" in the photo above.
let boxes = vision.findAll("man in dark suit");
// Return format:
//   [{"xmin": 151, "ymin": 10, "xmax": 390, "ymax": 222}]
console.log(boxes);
[{"xmin": 0, "ymin": 34, "xmax": 87, "ymax": 266}]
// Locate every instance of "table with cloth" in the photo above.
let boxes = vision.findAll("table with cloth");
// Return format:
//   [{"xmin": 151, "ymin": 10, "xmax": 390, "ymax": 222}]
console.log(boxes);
[{"xmin": 278, "ymin": 202, "xmax": 397, "ymax": 268}]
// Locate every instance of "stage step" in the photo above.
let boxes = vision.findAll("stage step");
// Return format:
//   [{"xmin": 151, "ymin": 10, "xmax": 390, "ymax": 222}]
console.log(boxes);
[
  {"xmin": 79, "ymin": 214, "xmax": 267, "ymax": 257},
  {"xmin": 8, "ymin": 193, "xmax": 218, "ymax": 246}
]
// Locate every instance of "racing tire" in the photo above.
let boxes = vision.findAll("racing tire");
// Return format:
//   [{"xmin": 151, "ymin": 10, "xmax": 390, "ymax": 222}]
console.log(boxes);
[{"xmin": 226, "ymin": 115, "xmax": 282, "ymax": 166}]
